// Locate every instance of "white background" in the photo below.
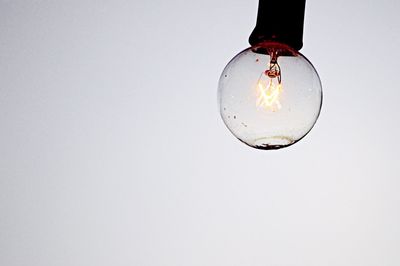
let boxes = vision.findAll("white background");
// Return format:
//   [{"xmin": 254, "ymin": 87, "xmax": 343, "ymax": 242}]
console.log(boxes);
[{"xmin": 1, "ymin": 0, "xmax": 400, "ymax": 265}]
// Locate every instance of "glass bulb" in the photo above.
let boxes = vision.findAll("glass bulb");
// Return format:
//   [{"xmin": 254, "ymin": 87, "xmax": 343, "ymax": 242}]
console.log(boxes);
[{"xmin": 218, "ymin": 42, "xmax": 322, "ymax": 150}]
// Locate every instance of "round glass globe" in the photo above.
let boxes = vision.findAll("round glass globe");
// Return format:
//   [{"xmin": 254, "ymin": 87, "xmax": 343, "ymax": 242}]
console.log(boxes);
[{"xmin": 218, "ymin": 42, "xmax": 322, "ymax": 150}]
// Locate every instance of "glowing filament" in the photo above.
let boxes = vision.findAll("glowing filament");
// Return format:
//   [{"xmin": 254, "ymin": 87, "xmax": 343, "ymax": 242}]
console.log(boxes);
[{"xmin": 256, "ymin": 79, "xmax": 282, "ymax": 111}]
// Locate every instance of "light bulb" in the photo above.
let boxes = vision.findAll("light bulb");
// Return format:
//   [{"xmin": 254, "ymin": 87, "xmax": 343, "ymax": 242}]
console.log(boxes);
[{"xmin": 218, "ymin": 42, "xmax": 322, "ymax": 150}]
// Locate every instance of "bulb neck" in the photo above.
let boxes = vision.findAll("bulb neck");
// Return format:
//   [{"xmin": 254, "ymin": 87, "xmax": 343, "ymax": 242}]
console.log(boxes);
[{"xmin": 249, "ymin": 0, "xmax": 306, "ymax": 51}]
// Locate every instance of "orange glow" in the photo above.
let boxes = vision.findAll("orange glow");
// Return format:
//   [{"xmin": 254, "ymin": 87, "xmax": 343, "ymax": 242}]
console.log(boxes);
[{"xmin": 256, "ymin": 79, "xmax": 282, "ymax": 111}]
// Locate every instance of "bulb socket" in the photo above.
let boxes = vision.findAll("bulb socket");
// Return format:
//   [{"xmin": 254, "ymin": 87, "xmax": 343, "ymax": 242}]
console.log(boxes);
[{"xmin": 249, "ymin": 0, "xmax": 306, "ymax": 51}]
